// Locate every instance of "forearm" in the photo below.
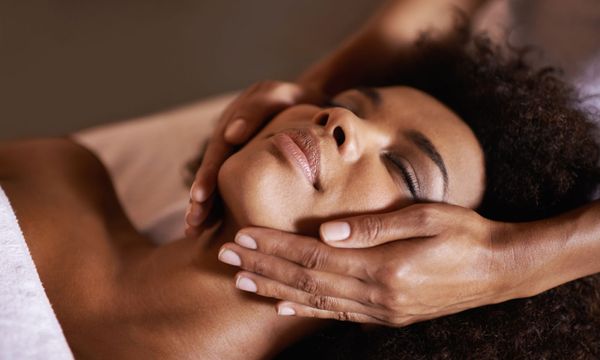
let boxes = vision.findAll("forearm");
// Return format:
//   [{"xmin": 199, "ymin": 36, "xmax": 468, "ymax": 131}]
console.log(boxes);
[
  {"xmin": 503, "ymin": 201, "xmax": 600, "ymax": 298},
  {"xmin": 297, "ymin": 0, "xmax": 487, "ymax": 95}
]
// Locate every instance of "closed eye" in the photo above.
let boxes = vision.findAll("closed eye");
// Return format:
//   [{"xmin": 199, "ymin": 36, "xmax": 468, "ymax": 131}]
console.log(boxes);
[
  {"xmin": 323, "ymin": 99, "xmax": 359, "ymax": 115},
  {"xmin": 384, "ymin": 152, "xmax": 420, "ymax": 200}
]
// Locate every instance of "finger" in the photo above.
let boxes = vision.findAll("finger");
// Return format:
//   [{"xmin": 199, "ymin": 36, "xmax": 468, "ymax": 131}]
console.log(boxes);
[
  {"xmin": 190, "ymin": 97, "xmax": 278, "ymax": 202},
  {"xmin": 276, "ymin": 301, "xmax": 434, "ymax": 328},
  {"xmin": 234, "ymin": 228, "xmax": 373, "ymax": 279},
  {"xmin": 319, "ymin": 203, "xmax": 449, "ymax": 248},
  {"xmin": 191, "ymin": 138, "xmax": 234, "ymax": 203},
  {"xmin": 185, "ymin": 196, "xmax": 214, "ymax": 227},
  {"xmin": 223, "ymin": 83, "xmax": 310, "ymax": 144},
  {"xmin": 232, "ymin": 271, "xmax": 382, "ymax": 319},
  {"xmin": 219, "ymin": 243, "xmax": 381, "ymax": 306},
  {"xmin": 275, "ymin": 301, "xmax": 388, "ymax": 325},
  {"xmin": 184, "ymin": 225, "xmax": 201, "ymax": 238},
  {"xmin": 192, "ymin": 82, "xmax": 323, "ymax": 201}
]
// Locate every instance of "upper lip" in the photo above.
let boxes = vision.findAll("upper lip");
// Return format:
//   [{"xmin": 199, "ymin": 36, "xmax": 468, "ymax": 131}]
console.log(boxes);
[{"xmin": 279, "ymin": 128, "xmax": 321, "ymax": 188}]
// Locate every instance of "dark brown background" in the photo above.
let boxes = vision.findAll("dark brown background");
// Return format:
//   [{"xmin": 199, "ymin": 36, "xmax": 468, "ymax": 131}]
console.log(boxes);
[{"xmin": 0, "ymin": 0, "xmax": 380, "ymax": 139}]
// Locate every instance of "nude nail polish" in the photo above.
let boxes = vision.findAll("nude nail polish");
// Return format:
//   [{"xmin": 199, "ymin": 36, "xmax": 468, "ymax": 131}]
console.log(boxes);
[
  {"xmin": 236, "ymin": 276, "xmax": 257, "ymax": 292},
  {"xmin": 218, "ymin": 249, "xmax": 241, "ymax": 266},
  {"xmin": 321, "ymin": 222, "xmax": 351, "ymax": 242},
  {"xmin": 278, "ymin": 306, "xmax": 295, "ymax": 316},
  {"xmin": 235, "ymin": 233, "xmax": 257, "ymax": 249}
]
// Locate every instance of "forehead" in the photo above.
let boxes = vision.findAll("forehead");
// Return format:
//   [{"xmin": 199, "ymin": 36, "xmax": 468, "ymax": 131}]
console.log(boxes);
[{"xmin": 368, "ymin": 86, "xmax": 485, "ymax": 207}]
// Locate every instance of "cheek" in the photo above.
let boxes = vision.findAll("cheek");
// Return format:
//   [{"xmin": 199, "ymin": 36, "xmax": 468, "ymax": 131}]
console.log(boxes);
[
  {"xmin": 218, "ymin": 139, "xmax": 315, "ymax": 231},
  {"xmin": 316, "ymin": 162, "xmax": 408, "ymax": 219}
]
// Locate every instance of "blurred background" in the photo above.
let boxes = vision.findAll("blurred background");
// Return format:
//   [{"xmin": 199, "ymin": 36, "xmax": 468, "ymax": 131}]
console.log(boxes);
[{"xmin": 0, "ymin": 0, "xmax": 380, "ymax": 139}]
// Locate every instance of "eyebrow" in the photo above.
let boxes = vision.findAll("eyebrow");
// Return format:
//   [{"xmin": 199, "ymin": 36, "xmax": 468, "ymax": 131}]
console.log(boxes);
[
  {"xmin": 405, "ymin": 130, "xmax": 449, "ymax": 197},
  {"xmin": 355, "ymin": 88, "xmax": 449, "ymax": 198},
  {"xmin": 355, "ymin": 87, "xmax": 382, "ymax": 107}
]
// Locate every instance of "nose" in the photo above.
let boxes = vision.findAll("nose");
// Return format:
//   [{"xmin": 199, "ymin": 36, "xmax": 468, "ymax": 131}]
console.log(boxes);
[{"xmin": 313, "ymin": 108, "xmax": 360, "ymax": 161}]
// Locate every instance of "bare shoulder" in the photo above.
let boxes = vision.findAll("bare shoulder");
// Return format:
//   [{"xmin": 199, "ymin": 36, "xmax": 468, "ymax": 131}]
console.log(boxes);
[
  {"xmin": 0, "ymin": 137, "xmax": 105, "ymax": 185},
  {"xmin": 0, "ymin": 138, "xmax": 150, "ymax": 347},
  {"xmin": 0, "ymin": 137, "xmax": 140, "ymax": 250}
]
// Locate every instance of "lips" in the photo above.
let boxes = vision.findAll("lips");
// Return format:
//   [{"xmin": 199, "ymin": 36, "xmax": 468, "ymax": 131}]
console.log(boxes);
[{"xmin": 272, "ymin": 128, "xmax": 321, "ymax": 187}]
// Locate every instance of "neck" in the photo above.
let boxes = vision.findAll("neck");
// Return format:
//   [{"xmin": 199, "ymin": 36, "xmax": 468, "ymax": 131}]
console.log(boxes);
[
  {"xmin": 137, "ymin": 208, "xmax": 327, "ymax": 359},
  {"xmin": 212, "ymin": 209, "xmax": 328, "ymax": 358}
]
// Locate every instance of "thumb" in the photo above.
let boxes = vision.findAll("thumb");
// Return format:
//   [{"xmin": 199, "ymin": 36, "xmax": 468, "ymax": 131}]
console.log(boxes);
[{"xmin": 319, "ymin": 204, "xmax": 445, "ymax": 248}]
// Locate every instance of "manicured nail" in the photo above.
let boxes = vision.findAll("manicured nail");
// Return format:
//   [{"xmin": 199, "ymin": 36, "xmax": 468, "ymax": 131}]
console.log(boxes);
[
  {"xmin": 218, "ymin": 249, "xmax": 241, "ymax": 266},
  {"xmin": 191, "ymin": 183, "xmax": 207, "ymax": 202},
  {"xmin": 321, "ymin": 222, "xmax": 351, "ymax": 242},
  {"xmin": 235, "ymin": 233, "xmax": 257, "ymax": 250},
  {"xmin": 236, "ymin": 276, "xmax": 257, "ymax": 292},
  {"xmin": 224, "ymin": 118, "xmax": 247, "ymax": 142},
  {"xmin": 277, "ymin": 306, "xmax": 296, "ymax": 316}
]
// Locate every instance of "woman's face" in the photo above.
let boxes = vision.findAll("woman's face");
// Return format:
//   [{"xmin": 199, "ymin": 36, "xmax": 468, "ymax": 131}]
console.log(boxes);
[{"xmin": 219, "ymin": 86, "xmax": 485, "ymax": 234}]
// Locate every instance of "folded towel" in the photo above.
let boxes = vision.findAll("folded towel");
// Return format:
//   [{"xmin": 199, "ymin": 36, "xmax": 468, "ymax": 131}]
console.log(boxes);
[{"xmin": 0, "ymin": 187, "xmax": 73, "ymax": 359}]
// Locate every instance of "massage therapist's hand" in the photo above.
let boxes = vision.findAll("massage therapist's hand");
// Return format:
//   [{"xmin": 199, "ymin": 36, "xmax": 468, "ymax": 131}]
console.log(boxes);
[
  {"xmin": 185, "ymin": 81, "xmax": 324, "ymax": 236},
  {"xmin": 218, "ymin": 203, "xmax": 521, "ymax": 327}
]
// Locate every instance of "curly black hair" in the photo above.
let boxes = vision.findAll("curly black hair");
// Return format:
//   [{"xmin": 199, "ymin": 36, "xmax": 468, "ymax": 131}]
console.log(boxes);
[{"xmin": 276, "ymin": 33, "xmax": 600, "ymax": 359}]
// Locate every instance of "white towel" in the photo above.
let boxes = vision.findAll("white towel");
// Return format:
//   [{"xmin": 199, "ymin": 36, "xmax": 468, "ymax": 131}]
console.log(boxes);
[{"xmin": 0, "ymin": 187, "xmax": 73, "ymax": 359}]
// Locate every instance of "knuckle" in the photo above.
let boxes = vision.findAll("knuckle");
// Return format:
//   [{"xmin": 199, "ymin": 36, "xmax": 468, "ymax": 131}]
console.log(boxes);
[
  {"xmin": 361, "ymin": 216, "xmax": 384, "ymax": 244},
  {"xmin": 366, "ymin": 289, "xmax": 383, "ymax": 307},
  {"xmin": 251, "ymin": 260, "xmax": 267, "ymax": 276},
  {"xmin": 382, "ymin": 294, "xmax": 405, "ymax": 313},
  {"xmin": 308, "ymin": 294, "xmax": 335, "ymax": 310},
  {"xmin": 375, "ymin": 263, "xmax": 405, "ymax": 288},
  {"xmin": 413, "ymin": 205, "xmax": 441, "ymax": 230},
  {"xmin": 334, "ymin": 311, "xmax": 354, "ymax": 322},
  {"xmin": 300, "ymin": 246, "xmax": 327, "ymax": 270},
  {"xmin": 296, "ymin": 274, "xmax": 319, "ymax": 294}
]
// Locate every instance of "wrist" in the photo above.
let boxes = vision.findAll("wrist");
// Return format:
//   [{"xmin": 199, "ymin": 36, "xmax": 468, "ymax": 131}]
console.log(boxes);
[{"xmin": 487, "ymin": 221, "xmax": 541, "ymax": 301}]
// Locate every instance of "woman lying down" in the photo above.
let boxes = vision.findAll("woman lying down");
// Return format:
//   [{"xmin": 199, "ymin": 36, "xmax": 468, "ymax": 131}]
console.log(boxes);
[{"xmin": 1, "ymin": 35, "xmax": 599, "ymax": 359}]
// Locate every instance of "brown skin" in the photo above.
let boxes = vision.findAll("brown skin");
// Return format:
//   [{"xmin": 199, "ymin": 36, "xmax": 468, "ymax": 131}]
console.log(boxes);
[
  {"xmin": 187, "ymin": 0, "xmax": 600, "ymax": 326},
  {"xmin": 0, "ymin": 140, "xmax": 318, "ymax": 359},
  {"xmin": 187, "ymin": 0, "xmax": 487, "ymax": 231},
  {"xmin": 0, "ymin": 85, "xmax": 485, "ymax": 357},
  {"xmin": 218, "ymin": 87, "xmax": 484, "ymax": 233}
]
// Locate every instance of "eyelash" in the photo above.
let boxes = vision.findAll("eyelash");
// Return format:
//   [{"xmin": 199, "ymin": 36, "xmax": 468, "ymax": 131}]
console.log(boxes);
[
  {"xmin": 384, "ymin": 152, "xmax": 419, "ymax": 198},
  {"xmin": 325, "ymin": 101, "xmax": 418, "ymax": 197},
  {"xmin": 324, "ymin": 100, "xmax": 355, "ymax": 113}
]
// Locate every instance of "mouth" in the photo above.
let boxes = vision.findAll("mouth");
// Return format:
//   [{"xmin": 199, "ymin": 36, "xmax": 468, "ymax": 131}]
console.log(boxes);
[{"xmin": 271, "ymin": 128, "xmax": 321, "ymax": 189}]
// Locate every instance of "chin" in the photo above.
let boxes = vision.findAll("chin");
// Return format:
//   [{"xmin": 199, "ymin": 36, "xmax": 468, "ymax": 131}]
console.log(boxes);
[{"xmin": 217, "ymin": 146, "xmax": 309, "ymax": 233}]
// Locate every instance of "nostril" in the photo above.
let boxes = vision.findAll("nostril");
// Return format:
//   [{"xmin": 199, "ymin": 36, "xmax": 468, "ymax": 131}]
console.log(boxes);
[
  {"xmin": 316, "ymin": 113, "xmax": 329, "ymax": 126},
  {"xmin": 333, "ymin": 126, "xmax": 345, "ymax": 147}
]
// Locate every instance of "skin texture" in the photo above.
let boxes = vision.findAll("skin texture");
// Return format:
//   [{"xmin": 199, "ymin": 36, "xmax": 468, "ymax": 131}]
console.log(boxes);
[
  {"xmin": 186, "ymin": 0, "xmax": 600, "ymax": 328},
  {"xmin": 218, "ymin": 86, "xmax": 484, "ymax": 235},
  {"xmin": 0, "ymin": 139, "xmax": 321, "ymax": 360},
  {"xmin": 186, "ymin": 0, "xmax": 488, "ymax": 234},
  {"xmin": 0, "ymin": 85, "xmax": 487, "ymax": 358}
]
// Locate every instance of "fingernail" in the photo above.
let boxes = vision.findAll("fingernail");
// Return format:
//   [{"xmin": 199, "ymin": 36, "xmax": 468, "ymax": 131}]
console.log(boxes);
[
  {"xmin": 236, "ymin": 276, "xmax": 257, "ymax": 292},
  {"xmin": 190, "ymin": 182, "xmax": 207, "ymax": 203},
  {"xmin": 224, "ymin": 118, "xmax": 247, "ymax": 141},
  {"xmin": 218, "ymin": 249, "xmax": 241, "ymax": 266},
  {"xmin": 235, "ymin": 233, "xmax": 257, "ymax": 250},
  {"xmin": 277, "ymin": 306, "xmax": 295, "ymax": 316},
  {"xmin": 321, "ymin": 222, "xmax": 351, "ymax": 242}
]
